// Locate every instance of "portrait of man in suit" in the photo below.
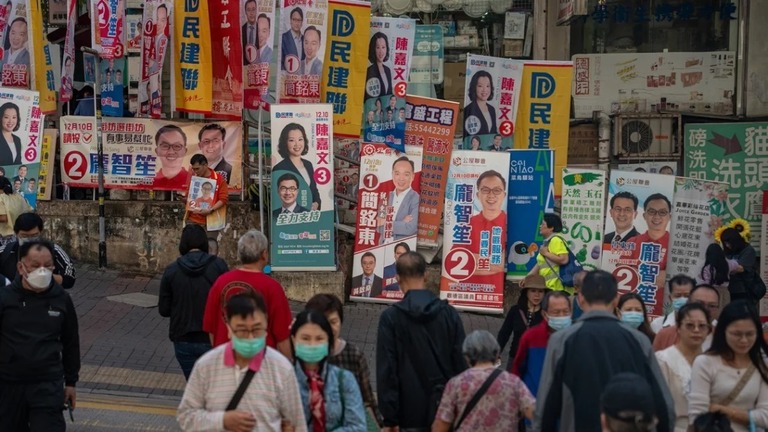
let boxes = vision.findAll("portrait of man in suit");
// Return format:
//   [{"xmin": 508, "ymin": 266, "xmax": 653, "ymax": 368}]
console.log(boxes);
[
  {"xmin": 351, "ymin": 252, "xmax": 383, "ymax": 298},
  {"xmin": 272, "ymin": 173, "xmax": 309, "ymax": 219},
  {"xmin": 378, "ymin": 156, "xmax": 419, "ymax": 242},
  {"xmin": 0, "ymin": 18, "xmax": 30, "ymax": 72},
  {"xmin": 197, "ymin": 123, "xmax": 232, "ymax": 184},
  {"xmin": 298, "ymin": 26, "xmax": 322, "ymax": 76},
  {"xmin": 241, "ymin": 0, "xmax": 258, "ymax": 64},
  {"xmin": 280, "ymin": 7, "xmax": 304, "ymax": 71},
  {"xmin": 382, "ymin": 242, "xmax": 410, "ymax": 292},
  {"xmin": 256, "ymin": 14, "xmax": 273, "ymax": 64},
  {"xmin": 603, "ymin": 191, "xmax": 640, "ymax": 244}
]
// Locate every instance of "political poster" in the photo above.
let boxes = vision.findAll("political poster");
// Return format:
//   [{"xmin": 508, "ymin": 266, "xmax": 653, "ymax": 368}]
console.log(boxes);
[
  {"xmin": 140, "ymin": 0, "xmax": 172, "ymax": 118},
  {"xmin": 320, "ymin": 0, "xmax": 370, "ymax": 137},
  {"xmin": 59, "ymin": 117, "xmax": 243, "ymax": 191},
  {"xmin": 668, "ymin": 177, "xmax": 729, "ymax": 282},
  {"xmin": 269, "ymin": 104, "xmax": 335, "ymax": 271},
  {"xmin": 242, "ymin": 0, "xmax": 276, "ymax": 110},
  {"xmin": 506, "ymin": 150, "xmax": 555, "ymax": 279},
  {"xmin": 37, "ymin": 128, "xmax": 57, "ymax": 201},
  {"xmin": 0, "ymin": 0, "xmax": 32, "ymax": 88},
  {"xmin": 513, "ymin": 61, "xmax": 572, "ymax": 197},
  {"xmin": 620, "ymin": 161, "xmax": 678, "ymax": 175},
  {"xmin": 462, "ymin": 54, "xmax": 524, "ymax": 151},
  {"xmin": 173, "ymin": 0, "xmax": 212, "ymax": 113},
  {"xmin": 361, "ymin": 17, "xmax": 416, "ymax": 153},
  {"xmin": 560, "ymin": 168, "xmax": 606, "ymax": 272},
  {"xmin": 83, "ymin": 54, "xmax": 97, "ymax": 83},
  {"xmin": 762, "ymin": 191, "xmax": 768, "ymax": 319},
  {"xmin": 0, "ymin": 89, "xmax": 43, "ymax": 208},
  {"xmin": 30, "ymin": 0, "xmax": 56, "ymax": 113},
  {"xmin": 209, "ymin": 0, "xmax": 243, "ymax": 118},
  {"xmin": 276, "ymin": 0, "xmax": 328, "ymax": 104},
  {"xmin": 351, "ymin": 142, "xmax": 423, "ymax": 303},
  {"xmin": 126, "ymin": 12, "xmax": 142, "ymax": 54},
  {"xmin": 99, "ymin": 57, "xmax": 125, "ymax": 117},
  {"xmin": 684, "ymin": 122, "xmax": 768, "ymax": 250},
  {"xmin": 601, "ymin": 170, "xmax": 676, "ymax": 318},
  {"xmin": 404, "ymin": 94, "xmax": 457, "ymax": 248},
  {"xmin": 333, "ymin": 137, "xmax": 360, "ymax": 223},
  {"xmin": 60, "ymin": 0, "xmax": 77, "ymax": 103},
  {"xmin": 440, "ymin": 150, "xmax": 510, "ymax": 314},
  {"xmin": 410, "ymin": 25, "xmax": 443, "ymax": 85},
  {"xmin": 90, "ymin": 0, "xmax": 126, "ymax": 59}
]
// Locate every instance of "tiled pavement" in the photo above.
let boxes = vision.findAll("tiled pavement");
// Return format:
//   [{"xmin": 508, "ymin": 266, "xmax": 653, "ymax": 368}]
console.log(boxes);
[{"xmin": 73, "ymin": 265, "xmax": 505, "ymax": 400}]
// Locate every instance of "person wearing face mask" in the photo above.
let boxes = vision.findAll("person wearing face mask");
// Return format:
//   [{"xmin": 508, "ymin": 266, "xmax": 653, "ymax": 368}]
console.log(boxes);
[
  {"xmin": 650, "ymin": 275, "xmax": 695, "ymax": 333},
  {"xmin": 288, "ymin": 309, "xmax": 366, "ymax": 431},
  {"xmin": 653, "ymin": 284, "xmax": 722, "ymax": 352},
  {"xmin": 178, "ymin": 292, "xmax": 307, "ymax": 431},
  {"xmin": 0, "ymin": 240, "xmax": 79, "ymax": 431},
  {"xmin": 618, "ymin": 292, "xmax": 656, "ymax": 343}
]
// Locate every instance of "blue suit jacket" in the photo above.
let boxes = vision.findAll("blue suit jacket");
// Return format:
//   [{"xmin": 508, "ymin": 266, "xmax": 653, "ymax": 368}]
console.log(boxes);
[
  {"xmin": 388, "ymin": 189, "xmax": 419, "ymax": 240},
  {"xmin": 280, "ymin": 30, "xmax": 303, "ymax": 70}
]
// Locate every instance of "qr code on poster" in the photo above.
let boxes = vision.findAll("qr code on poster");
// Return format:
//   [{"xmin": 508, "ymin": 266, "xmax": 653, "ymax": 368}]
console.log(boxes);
[{"xmin": 320, "ymin": 230, "xmax": 330, "ymax": 241}]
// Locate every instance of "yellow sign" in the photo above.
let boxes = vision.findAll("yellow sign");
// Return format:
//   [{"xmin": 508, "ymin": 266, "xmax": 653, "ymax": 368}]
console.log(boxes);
[
  {"xmin": 173, "ymin": 0, "xmax": 212, "ymax": 113},
  {"xmin": 30, "ymin": 0, "xmax": 57, "ymax": 113},
  {"xmin": 38, "ymin": 129, "xmax": 57, "ymax": 201}
]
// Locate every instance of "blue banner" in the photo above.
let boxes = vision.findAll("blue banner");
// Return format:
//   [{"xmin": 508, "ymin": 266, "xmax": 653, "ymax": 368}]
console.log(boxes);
[{"xmin": 99, "ymin": 57, "xmax": 125, "ymax": 117}]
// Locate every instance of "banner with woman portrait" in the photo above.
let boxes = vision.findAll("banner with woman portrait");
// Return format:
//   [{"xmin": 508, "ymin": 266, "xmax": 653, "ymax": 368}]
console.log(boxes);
[
  {"xmin": 0, "ymin": 89, "xmax": 43, "ymax": 207},
  {"xmin": 276, "ymin": 0, "xmax": 327, "ymax": 104},
  {"xmin": 462, "ymin": 55, "xmax": 524, "ymax": 151},
  {"xmin": 560, "ymin": 168, "xmax": 607, "ymax": 272},
  {"xmin": 0, "ymin": 0, "xmax": 33, "ymax": 88},
  {"xmin": 361, "ymin": 17, "xmax": 416, "ymax": 153},
  {"xmin": 351, "ymin": 142, "xmax": 423, "ymax": 303},
  {"xmin": 242, "ymin": 0, "xmax": 276, "ymax": 110},
  {"xmin": 60, "ymin": 0, "xmax": 77, "ymax": 102},
  {"xmin": 440, "ymin": 150, "xmax": 511, "ymax": 314},
  {"xmin": 601, "ymin": 171, "xmax": 676, "ymax": 318},
  {"xmin": 139, "ymin": 0, "xmax": 172, "ymax": 118},
  {"xmin": 269, "ymin": 104, "xmax": 335, "ymax": 271}
]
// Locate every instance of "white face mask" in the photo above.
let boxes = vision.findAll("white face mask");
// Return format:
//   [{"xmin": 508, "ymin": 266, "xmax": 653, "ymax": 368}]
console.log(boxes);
[
  {"xmin": 18, "ymin": 236, "xmax": 40, "ymax": 246},
  {"xmin": 25, "ymin": 266, "xmax": 53, "ymax": 290}
]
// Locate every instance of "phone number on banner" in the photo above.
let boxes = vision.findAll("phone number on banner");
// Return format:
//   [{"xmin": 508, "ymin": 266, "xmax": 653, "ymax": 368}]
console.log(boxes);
[{"xmin": 406, "ymin": 123, "xmax": 452, "ymax": 136}]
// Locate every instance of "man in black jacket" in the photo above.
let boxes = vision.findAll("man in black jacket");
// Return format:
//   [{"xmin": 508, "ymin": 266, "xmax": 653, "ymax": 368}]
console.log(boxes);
[
  {"xmin": 376, "ymin": 251, "xmax": 467, "ymax": 431},
  {"xmin": 0, "ymin": 213, "xmax": 76, "ymax": 288},
  {"xmin": 0, "ymin": 240, "xmax": 80, "ymax": 431}
]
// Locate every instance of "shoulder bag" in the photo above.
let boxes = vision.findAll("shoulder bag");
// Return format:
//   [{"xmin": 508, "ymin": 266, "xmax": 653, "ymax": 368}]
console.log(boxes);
[
  {"xmin": 453, "ymin": 369, "xmax": 503, "ymax": 430},
  {"xmin": 719, "ymin": 363, "xmax": 756, "ymax": 406},
  {"xmin": 226, "ymin": 369, "xmax": 256, "ymax": 410},
  {"xmin": 542, "ymin": 236, "xmax": 583, "ymax": 288}
]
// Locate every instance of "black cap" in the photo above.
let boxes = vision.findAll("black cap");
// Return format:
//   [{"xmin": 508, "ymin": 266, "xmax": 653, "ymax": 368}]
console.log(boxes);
[{"xmin": 601, "ymin": 372, "xmax": 656, "ymax": 421}]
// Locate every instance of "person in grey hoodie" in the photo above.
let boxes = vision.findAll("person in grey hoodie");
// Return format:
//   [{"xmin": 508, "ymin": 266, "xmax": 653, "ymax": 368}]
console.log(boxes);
[{"xmin": 158, "ymin": 224, "xmax": 228, "ymax": 379}]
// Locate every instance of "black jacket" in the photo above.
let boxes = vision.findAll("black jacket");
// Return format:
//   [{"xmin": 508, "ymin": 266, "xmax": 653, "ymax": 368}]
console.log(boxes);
[
  {"xmin": 0, "ymin": 277, "xmax": 80, "ymax": 386},
  {"xmin": 497, "ymin": 304, "xmax": 543, "ymax": 360},
  {"xmin": 158, "ymin": 251, "xmax": 228, "ymax": 342},
  {"xmin": 0, "ymin": 241, "xmax": 76, "ymax": 289},
  {"xmin": 376, "ymin": 289, "xmax": 467, "ymax": 429}
]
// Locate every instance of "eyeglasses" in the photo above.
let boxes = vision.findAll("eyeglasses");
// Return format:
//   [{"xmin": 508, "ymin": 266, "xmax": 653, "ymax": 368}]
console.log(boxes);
[
  {"xmin": 611, "ymin": 206, "xmax": 634, "ymax": 214},
  {"xmin": 479, "ymin": 187, "xmax": 505, "ymax": 196},
  {"xmin": 231, "ymin": 328, "xmax": 264, "ymax": 338},
  {"xmin": 645, "ymin": 208, "xmax": 670, "ymax": 217},
  {"xmin": 727, "ymin": 331, "xmax": 757, "ymax": 341},
  {"xmin": 200, "ymin": 138, "xmax": 222, "ymax": 146},
  {"xmin": 158, "ymin": 143, "xmax": 185, "ymax": 152},
  {"xmin": 682, "ymin": 322, "xmax": 709, "ymax": 332},
  {"xmin": 279, "ymin": 186, "xmax": 298, "ymax": 193}
]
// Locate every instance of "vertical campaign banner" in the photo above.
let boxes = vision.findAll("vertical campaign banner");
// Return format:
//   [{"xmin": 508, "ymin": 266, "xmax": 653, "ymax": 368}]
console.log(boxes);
[
  {"xmin": 209, "ymin": 0, "xmax": 243, "ymax": 118},
  {"xmin": 351, "ymin": 142, "xmax": 423, "ymax": 302},
  {"xmin": 174, "ymin": 0, "xmax": 212, "ymax": 114},
  {"xmin": 99, "ymin": 57, "xmax": 125, "ymax": 117},
  {"xmin": 126, "ymin": 11, "xmax": 142, "ymax": 53},
  {"xmin": 0, "ymin": 0, "xmax": 32, "ymax": 88},
  {"xmin": 30, "ymin": 0, "xmax": 56, "ymax": 113},
  {"xmin": 440, "ymin": 150, "xmax": 510, "ymax": 314},
  {"xmin": 463, "ymin": 54, "xmax": 524, "ymax": 151},
  {"xmin": 0, "ymin": 89, "xmax": 43, "ymax": 207},
  {"xmin": 242, "ymin": 0, "xmax": 276, "ymax": 110},
  {"xmin": 561, "ymin": 168, "xmax": 606, "ymax": 271},
  {"xmin": 514, "ymin": 61, "xmax": 573, "ymax": 197},
  {"xmin": 601, "ymin": 171, "xmax": 675, "ymax": 318},
  {"xmin": 60, "ymin": 0, "xmax": 76, "ymax": 103},
  {"xmin": 506, "ymin": 150, "xmax": 555, "ymax": 279},
  {"xmin": 140, "ymin": 0, "xmax": 172, "ymax": 118},
  {"xmin": 404, "ymin": 94, "xmax": 457, "ymax": 248},
  {"xmin": 90, "ymin": 0, "xmax": 126, "ymax": 59},
  {"xmin": 320, "ymin": 0, "xmax": 370, "ymax": 137},
  {"xmin": 668, "ymin": 177, "xmax": 729, "ymax": 279},
  {"xmin": 276, "ymin": 0, "xmax": 328, "ymax": 104},
  {"xmin": 362, "ymin": 17, "xmax": 416, "ymax": 152},
  {"xmin": 37, "ymin": 128, "xmax": 57, "ymax": 201},
  {"xmin": 269, "ymin": 104, "xmax": 335, "ymax": 271}
]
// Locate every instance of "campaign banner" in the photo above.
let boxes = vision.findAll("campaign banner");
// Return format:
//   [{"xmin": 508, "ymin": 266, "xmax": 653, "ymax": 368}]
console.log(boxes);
[
  {"xmin": 320, "ymin": 0, "xmax": 370, "ymax": 137},
  {"xmin": 60, "ymin": 0, "xmax": 76, "ymax": 102},
  {"xmin": 140, "ymin": 0, "xmax": 172, "ymax": 118},
  {"xmin": 351, "ymin": 142, "xmax": 423, "ymax": 302},
  {"xmin": 514, "ymin": 61, "xmax": 573, "ymax": 197},
  {"xmin": 99, "ymin": 57, "xmax": 125, "ymax": 117},
  {"xmin": 601, "ymin": 171, "xmax": 676, "ymax": 318},
  {"xmin": 269, "ymin": 104, "xmax": 336, "ymax": 271},
  {"xmin": 506, "ymin": 150, "xmax": 555, "ymax": 279},
  {"xmin": 209, "ymin": 0, "xmax": 243, "ymax": 118},
  {"xmin": 30, "ymin": 0, "xmax": 56, "ymax": 112},
  {"xmin": 126, "ymin": 11, "xmax": 142, "ymax": 53},
  {"xmin": 0, "ymin": 89, "xmax": 43, "ymax": 208},
  {"xmin": 83, "ymin": 54, "xmax": 97, "ymax": 83},
  {"xmin": 37, "ymin": 128, "xmax": 57, "ymax": 201},
  {"xmin": 173, "ymin": 0, "xmax": 212, "ymax": 114},
  {"xmin": 332, "ymin": 137, "xmax": 360, "ymax": 224},
  {"xmin": 90, "ymin": 0, "xmax": 126, "ymax": 59},
  {"xmin": 59, "ymin": 117, "xmax": 243, "ymax": 191},
  {"xmin": 0, "ymin": 0, "xmax": 32, "ymax": 88},
  {"xmin": 440, "ymin": 150, "xmax": 510, "ymax": 314},
  {"xmin": 410, "ymin": 25, "xmax": 443, "ymax": 85},
  {"xmin": 668, "ymin": 177, "xmax": 729, "ymax": 280},
  {"xmin": 620, "ymin": 162, "xmax": 679, "ymax": 175},
  {"xmin": 684, "ymin": 122, "xmax": 768, "ymax": 250},
  {"xmin": 362, "ymin": 17, "xmax": 416, "ymax": 153},
  {"xmin": 404, "ymin": 94, "xmax": 457, "ymax": 248},
  {"xmin": 241, "ymin": 0, "xmax": 275, "ymax": 110},
  {"xmin": 560, "ymin": 168, "xmax": 606, "ymax": 272},
  {"xmin": 276, "ymin": 0, "xmax": 328, "ymax": 104}
]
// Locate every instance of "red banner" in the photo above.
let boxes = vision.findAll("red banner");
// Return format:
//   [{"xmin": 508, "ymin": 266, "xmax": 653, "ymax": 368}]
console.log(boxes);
[
  {"xmin": 209, "ymin": 0, "xmax": 243, "ymax": 118},
  {"xmin": 139, "ymin": 0, "xmax": 172, "ymax": 118},
  {"xmin": 60, "ymin": 0, "xmax": 77, "ymax": 103},
  {"xmin": 90, "ymin": 0, "xmax": 126, "ymax": 59}
]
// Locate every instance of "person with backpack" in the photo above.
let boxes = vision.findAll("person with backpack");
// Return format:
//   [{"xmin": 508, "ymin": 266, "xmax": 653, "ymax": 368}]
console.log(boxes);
[{"xmin": 520, "ymin": 213, "xmax": 572, "ymax": 294}]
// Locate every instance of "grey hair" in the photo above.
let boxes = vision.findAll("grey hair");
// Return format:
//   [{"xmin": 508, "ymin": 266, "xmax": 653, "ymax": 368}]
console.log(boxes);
[
  {"xmin": 462, "ymin": 330, "xmax": 500, "ymax": 366},
  {"xmin": 541, "ymin": 291, "xmax": 571, "ymax": 313},
  {"xmin": 238, "ymin": 230, "xmax": 268, "ymax": 264}
]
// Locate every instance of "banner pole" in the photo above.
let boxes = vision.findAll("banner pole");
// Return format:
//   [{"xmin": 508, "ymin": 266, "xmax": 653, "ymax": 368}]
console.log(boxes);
[{"xmin": 257, "ymin": 108, "xmax": 264, "ymax": 234}]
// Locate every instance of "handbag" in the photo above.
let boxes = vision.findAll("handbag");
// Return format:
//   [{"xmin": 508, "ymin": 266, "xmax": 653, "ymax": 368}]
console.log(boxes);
[
  {"xmin": 454, "ymin": 369, "xmax": 503, "ymax": 430},
  {"xmin": 543, "ymin": 236, "xmax": 583, "ymax": 288},
  {"xmin": 731, "ymin": 270, "xmax": 767, "ymax": 302}
]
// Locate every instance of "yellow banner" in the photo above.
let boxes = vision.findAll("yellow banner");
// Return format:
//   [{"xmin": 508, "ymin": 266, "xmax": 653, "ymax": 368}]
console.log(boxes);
[
  {"xmin": 320, "ymin": 0, "xmax": 370, "ymax": 138},
  {"xmin": 514, "ymin": 61, "xmax": 573, "ymax": 196},
  {"xmin": 173, "ymin": 0, "xmax": 212, "ymax": 114},
  {"xmin": 29, "ymin": 0, "xmax": 57, "ymax": 113}
]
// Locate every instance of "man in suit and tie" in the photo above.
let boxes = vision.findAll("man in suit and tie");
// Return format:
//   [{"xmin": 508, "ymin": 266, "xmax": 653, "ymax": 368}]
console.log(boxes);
[
  {"xmin": 241, "ymin": 0, "xmax": 258, "ymax": 65},
  {"xmin": 256, "ymin": 14, "xmax": 273, "ymax": 64},
  {"xmin": 603, "ymin": 191, "xmax": 640, "ymax": 244},
  {"xmin": 280, "ymin": 7, "xmax": 304, "ymax": 71},
  {"xmin": 351, "ymin": 252, "xmax": 384, "ymax": 298},
  {"xmin": 12, "ymin": 165, "xmax": 27, "ymax": 188},
  {"xmin": 272, "ymin": 173, "xmax": 309, "ymax": 219},
  {"xmin": 198, "ymin": 123, "xmax": 232, "ymax": 183},
  {"xmin": 378, "ymin": 156, "xmax": 419, "ymax": 242}
]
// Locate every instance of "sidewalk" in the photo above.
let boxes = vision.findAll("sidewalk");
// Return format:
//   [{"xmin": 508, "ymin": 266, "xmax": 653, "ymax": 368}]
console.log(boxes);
[{"xmin": 72, "ymin": 265, "xmax": 506, "ymax": 400}]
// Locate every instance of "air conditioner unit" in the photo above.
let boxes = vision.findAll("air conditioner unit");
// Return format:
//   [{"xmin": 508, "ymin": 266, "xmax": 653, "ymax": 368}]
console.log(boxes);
[{"xmin": 614, "ymin": 114, "xmax": 679, "ymax": 159}]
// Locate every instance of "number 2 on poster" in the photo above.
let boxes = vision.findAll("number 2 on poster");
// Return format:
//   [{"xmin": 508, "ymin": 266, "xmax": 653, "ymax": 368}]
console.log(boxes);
[
  {"xmin": 444, "ymin": 248, "xmax": 476, "ymax": 282},
  {"xmin": 613, "ymin": 266, "xmax": 639, "ymax": 293},
  {"xmin": 64, "ymin": 151, "xmax": 87, "ymax": 180}
]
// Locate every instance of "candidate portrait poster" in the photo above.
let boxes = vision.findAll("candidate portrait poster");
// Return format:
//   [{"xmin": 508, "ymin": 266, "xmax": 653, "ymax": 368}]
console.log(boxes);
[
  {"xmin": 99, "ymin": 57, "xmax": 125, "ymax": 117},
  {"xmin": 210, "ymin": 0, "xmax": 243, "ymax": 118},
  {"xmin": 242, "ymin": 0, "xmax": 276, "ymax": 110},
  {"xmin": 0, "ymin": 0, "xmax": 33, "ymax": 88},
  {"xmin": 59, "ymin": 117, "xmax": 243, "ymax": 192},
  {"xmin": 560, "ymin": 168, "xmax": 607, "ymax": 272},
  {"xmin": 90, "ymin": 0, "xmax": 126, "ymax": 60},
  {"xmin": 276, "ymin": 0, "xmax": 328, "ymax": 104},
  {"xmin": 269, "ymin": 104, "xmax": 335, "ymax": 271},
  {"xmin": 139, "ymin": 0, "xmax": 172, "ymax": 118},
  {"xmin": 463, "ymin": 54, "xmax": 524, "ymax": 151},
  {"xmin": 60, "ymin": 0, "xmax": 77, "ymax": 103},
  {"xmin": 362, "ymin": 17, "xmax": 416, "ymax": 153},
  {"xmin": 440, "ymin": 150, "xmax": 510, "ymax": 314},
  {"xmin": 0, "ymin": 89, "xmax": 44, "ymax": 208},
  {"xmin": 601, "ymin": 170, "xmax": 676, "ymax": 318},
  {"xmin": 351, "ymin": 142, "xmax": 423, "ymax": 303},
  {"xmin": 126, "ymin": 11, "xmax": 142, "ymax": 53}
]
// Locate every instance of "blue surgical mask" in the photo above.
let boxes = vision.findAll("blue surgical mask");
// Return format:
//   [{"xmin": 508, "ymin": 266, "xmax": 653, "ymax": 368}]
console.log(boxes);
[
  {"xmin": 548, "ymin": 315, "xmax": 572, "ymax": 331},
  {"xmin": 672, "ymin": 297, "xmax": 688, "ymax": 311},
  {"xmin": 231, "ymin": 335, "xmax": 266, "ymax": 358},
  {"xmin": 295, "ymin": 343, "xmax": 329, "ymax": 363},
  {"xmin": 621, "ymin": 311, "xmax": 645, "ymax": 327}
]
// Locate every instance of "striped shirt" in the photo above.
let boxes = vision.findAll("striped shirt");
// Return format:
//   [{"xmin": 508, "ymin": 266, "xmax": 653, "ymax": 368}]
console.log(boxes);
[{"xmin": 177, "ymin": 344, "xmax": 307, "ymax": 431}]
